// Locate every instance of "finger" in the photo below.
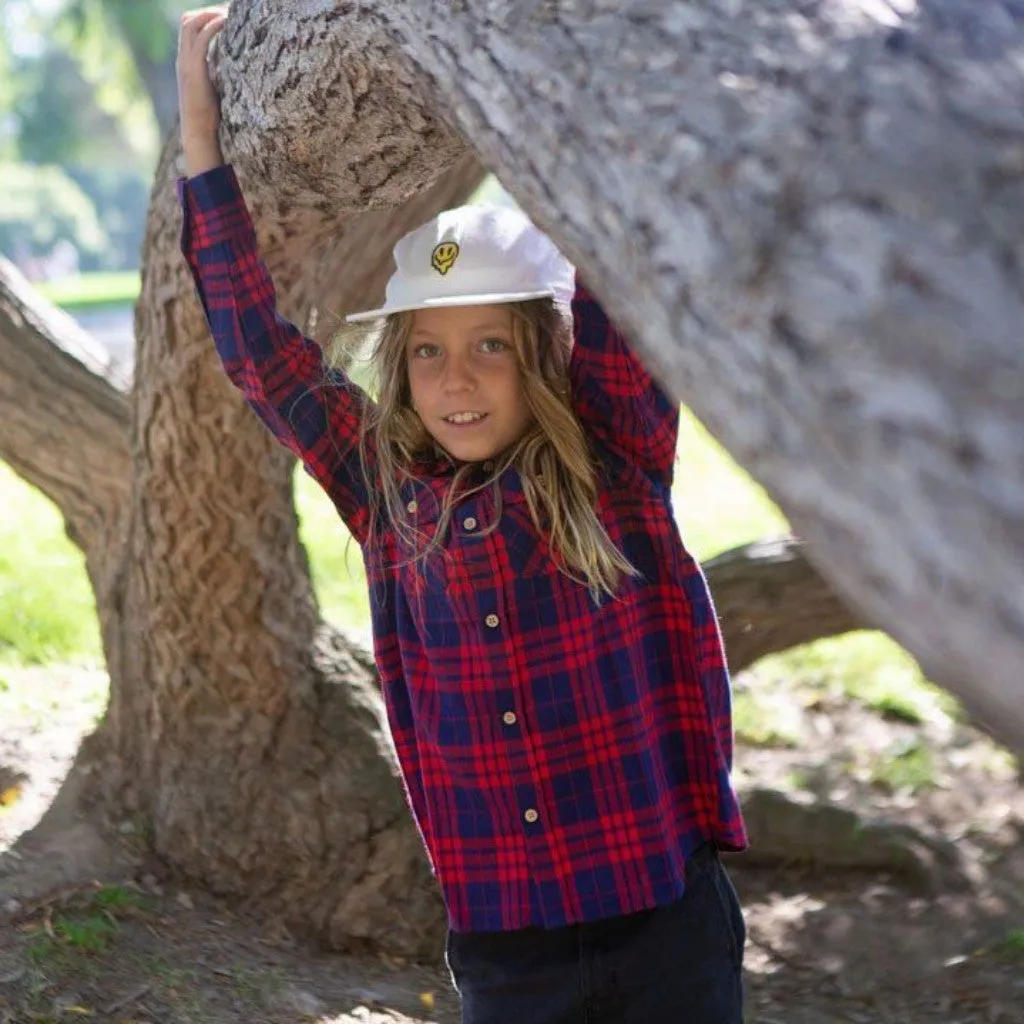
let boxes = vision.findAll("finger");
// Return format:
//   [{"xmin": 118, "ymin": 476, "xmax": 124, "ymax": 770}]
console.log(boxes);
[
  {"xmin": 197, "ymin": 15, "xmax": 227, "ymax": 45},
  {"xmin": 180, "ymin": 8, "xmax": 227, "ymax": 37},
  {"xmin": 194, "ymin": 19, "xmax": 225, "ymax": 64},
  {"xmin": 181, "ymin": 5, "xmax": 229, "ymax": 25},
  {"xmin": 179, "ymin": 9, "xmax": 227, "ymax": 58}
]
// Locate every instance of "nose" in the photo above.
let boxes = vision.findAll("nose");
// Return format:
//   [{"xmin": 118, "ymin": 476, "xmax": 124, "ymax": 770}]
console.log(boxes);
[{"xmin": 440, "ymin": 353, "xmax": 476, "ymax": 394}]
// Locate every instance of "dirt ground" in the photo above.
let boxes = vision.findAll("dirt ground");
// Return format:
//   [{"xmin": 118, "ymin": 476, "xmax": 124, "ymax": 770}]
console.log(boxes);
[{"xmin": 1, "ymin": 665, "xmax": 1022, "ymax": 1024}]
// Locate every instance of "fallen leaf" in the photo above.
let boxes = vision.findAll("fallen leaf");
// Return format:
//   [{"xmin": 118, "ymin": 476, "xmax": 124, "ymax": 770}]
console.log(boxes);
[{"xmin": 0, "ymin": 784, "xmax": 21, "ymax": 807}]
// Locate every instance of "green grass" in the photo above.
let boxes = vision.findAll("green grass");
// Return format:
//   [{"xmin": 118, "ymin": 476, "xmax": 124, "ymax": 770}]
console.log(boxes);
[
  {"xmin": 294, "ymin": 470, "xmax": 370, "ymax": 632},
  {"xmin": 867, "ymin": 736, "xmax": 937, "ymax": 795},
  {"xmin": 671, "ymin": 413, "xmax": 789, "ymax": 559},
  {"xmin": 1001, "ymin": 928, "xmax": 1024, "ymax": 957},
  {"xmin": 753, "ymin": 631, "xmax": 960, "ymax": 725},
  {"xmin": 0, "ymin": 462, "xmax": 101, "ymax": 666},
  {"xmin": 35, "ymin": 270, "xmax": 140, "ymax": 312},
  {"xmin": 732, "ymin": 690, "xmax": 802, "ymax": 748},
  {"xmin": 24, "ymin": 885, "xmax": 147, "ymax": 961}
]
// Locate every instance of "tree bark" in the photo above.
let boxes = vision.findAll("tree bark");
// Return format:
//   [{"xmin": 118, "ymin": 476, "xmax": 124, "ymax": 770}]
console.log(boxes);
[{"xmin": 0, "ymin": 257, "xmax": 129, "ymax": 552}]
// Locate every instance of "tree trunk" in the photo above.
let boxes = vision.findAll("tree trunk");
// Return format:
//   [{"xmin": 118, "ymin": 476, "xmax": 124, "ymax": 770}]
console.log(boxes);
[
  {"xmin": 102, "ymin": 126, "xmax": 488, "ymax": 953},
  {"xmin": 3, "ymin": 0, "xmax": 1022, "ymax": 954},
  {"xmin": 4, "ymin": 12, "xmax": 487, "ymax": 947}
]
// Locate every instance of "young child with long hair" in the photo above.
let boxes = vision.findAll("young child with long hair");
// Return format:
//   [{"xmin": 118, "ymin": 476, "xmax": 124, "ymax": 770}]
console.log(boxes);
[{"xmin": 178, "ymin": 9, "xmax": 747, "ymax": 1022}]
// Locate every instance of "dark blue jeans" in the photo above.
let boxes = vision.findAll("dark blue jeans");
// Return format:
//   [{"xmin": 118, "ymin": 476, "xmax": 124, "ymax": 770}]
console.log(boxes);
[{"xmin": 445, "ymin": 844, "xmax": 745, "ymax": 1024}]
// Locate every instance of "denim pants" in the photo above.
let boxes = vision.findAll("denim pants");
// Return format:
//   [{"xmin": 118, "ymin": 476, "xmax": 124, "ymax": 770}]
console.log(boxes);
[{"xmin": 445, "ymin": 844, "xmax": 745, "ymax": 1024}]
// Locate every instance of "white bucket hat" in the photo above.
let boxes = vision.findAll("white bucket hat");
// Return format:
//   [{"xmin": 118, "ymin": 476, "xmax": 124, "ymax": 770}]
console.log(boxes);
[{"xmin": 346, "ymin": 204, "xmax": 575, "ymax": 322}]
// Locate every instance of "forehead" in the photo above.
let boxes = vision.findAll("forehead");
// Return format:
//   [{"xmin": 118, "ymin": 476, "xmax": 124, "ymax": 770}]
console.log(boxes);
[{"xmin": 410, "ymin": 303, "xmax": 513, "ymax": 338}]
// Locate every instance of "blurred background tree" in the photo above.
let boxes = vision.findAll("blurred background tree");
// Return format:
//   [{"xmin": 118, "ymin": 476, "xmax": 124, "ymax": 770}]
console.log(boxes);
[{"xmin": 0, "ymin": 0, "xmax": 187, "ymax": 277}]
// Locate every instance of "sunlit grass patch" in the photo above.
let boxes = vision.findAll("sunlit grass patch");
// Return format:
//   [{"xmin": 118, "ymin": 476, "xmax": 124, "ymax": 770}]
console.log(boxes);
[
  {"xmin": 0, "ymin": 462, "xmax": 101, "ymax": 666},
  {"xmin": 672, "ymin": 412, "xmax": 789, "ymax": 559},
  {"xmin": 867, "ymin": 736, "xmax": 937, "ymax": 795},
  {"xmin": 753, "ymin": 631, "xmax": 962, "ymax": 727},
  {"xmin": 294, "ymin": 468, "xmax": 370, "ymax": 635},
  {"xmin": 732, "ymin": 690, "xmax": 802, "ymax": 749},
  {"xmin": 35, "ymin": 271, "xmax": 140, "ymax": 312}
]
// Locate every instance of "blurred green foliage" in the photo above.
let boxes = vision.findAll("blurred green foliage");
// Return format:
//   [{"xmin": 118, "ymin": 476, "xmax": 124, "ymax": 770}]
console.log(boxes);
[
  {"xmin": 0, "ymin": 163, "xmax": 109, "ymax": 265},
  {"xmin": 0, "ymin": 0, "xmax": 192, "ymax": 272}
]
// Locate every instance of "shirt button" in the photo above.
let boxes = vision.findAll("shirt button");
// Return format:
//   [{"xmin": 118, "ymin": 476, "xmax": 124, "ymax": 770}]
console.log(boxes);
[
  {"xmin": 406, "ymin": 500, "xmax": 417, "ymax": 514},
  {"xmin": 463, "ymin": 516, "xmax": 478, "ymax": 531},
  {"xmin": 485, "ymin": 613, "xmax": 500, "ymax": 629},
  {"xmin": 524, "ymin": 808, "xmax": 539, "ymax": 824},
  {"xmin": 502, "ymin": 710, "xmax": 517, "ymax": 726}
]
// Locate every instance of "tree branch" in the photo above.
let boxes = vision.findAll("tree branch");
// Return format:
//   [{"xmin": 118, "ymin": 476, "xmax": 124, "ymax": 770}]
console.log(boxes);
[
  {"xmin": 0, "ymin": 257, "xmax": 130, "ymax": 548},
  {"xmin": 706, "ymin": 536, "xmax": 862, "ymax": 674}
]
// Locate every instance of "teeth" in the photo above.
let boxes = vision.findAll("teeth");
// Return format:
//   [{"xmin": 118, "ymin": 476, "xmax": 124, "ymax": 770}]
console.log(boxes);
[{"xmin": 446, "ymin": 412, "xmax": 485, "ymax": 424}]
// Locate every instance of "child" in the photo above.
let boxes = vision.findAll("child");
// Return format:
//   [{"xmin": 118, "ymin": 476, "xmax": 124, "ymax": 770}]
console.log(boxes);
[{"xmin": 177, "ymin": 9, "xmax": 747, "ymax": 1023}]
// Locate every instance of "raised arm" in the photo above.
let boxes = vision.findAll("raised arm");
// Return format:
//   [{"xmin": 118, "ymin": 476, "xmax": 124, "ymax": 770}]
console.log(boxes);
[
  {"xmin": 569, "ymin": 276, "xmax": 679, "ymax": 488},
  {"xmin": 179, "ymin": 167, "xmax": 375, "ymax": 542},
  {"xmin": 176, "ymin": 9, "xmax": 374, "ymax": 543}
]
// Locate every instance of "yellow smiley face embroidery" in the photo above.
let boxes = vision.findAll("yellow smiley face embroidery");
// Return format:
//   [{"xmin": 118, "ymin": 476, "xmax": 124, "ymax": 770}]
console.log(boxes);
[{"xmin": 431, "ymin": 241, "xmax": 460, "ymax": 276}]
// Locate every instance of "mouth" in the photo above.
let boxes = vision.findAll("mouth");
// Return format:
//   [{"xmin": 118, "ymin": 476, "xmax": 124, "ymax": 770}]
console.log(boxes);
[{"xmin": 441, "ymin": 411, "xmax": 489, "ymax": 426}]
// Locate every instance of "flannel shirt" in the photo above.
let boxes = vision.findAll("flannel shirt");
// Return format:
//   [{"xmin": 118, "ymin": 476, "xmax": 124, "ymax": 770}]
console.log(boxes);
[{"xmin": 180, "ymin": 164, "xmax": 747, "ymax": 932}]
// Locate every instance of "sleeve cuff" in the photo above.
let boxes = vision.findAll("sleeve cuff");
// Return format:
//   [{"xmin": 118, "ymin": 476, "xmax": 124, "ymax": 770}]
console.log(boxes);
[{"xmin": 177, "ymin": 164, "xmax": 255, "ymax": 249}]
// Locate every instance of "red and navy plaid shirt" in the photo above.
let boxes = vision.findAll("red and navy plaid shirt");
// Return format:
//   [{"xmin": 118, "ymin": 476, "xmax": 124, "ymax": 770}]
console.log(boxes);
[{"xmin": 180, "ymin": 165, "xmax": 747, "ymax": 933}]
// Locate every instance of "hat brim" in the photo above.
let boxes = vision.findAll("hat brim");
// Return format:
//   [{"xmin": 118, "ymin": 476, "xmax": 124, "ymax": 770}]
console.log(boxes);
[{"xmin": 345, "ymin": 288, "xmax": 557, "ymax": 323}]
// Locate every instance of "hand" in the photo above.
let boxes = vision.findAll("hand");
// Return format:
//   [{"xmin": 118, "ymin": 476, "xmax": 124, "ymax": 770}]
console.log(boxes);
[{"xmin": 177, "ymin": 6, "xmax": 229, "ymax": 176}]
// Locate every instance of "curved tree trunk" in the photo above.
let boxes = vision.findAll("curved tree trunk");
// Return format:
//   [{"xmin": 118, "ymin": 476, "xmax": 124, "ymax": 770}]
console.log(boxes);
[
  {"xmin": 103, "ymin": 129, "xmax": 486, "ymax": 954},
  {"xmin": 3, "ymin": 0, "xmax": 1023, "ymax": 955}
]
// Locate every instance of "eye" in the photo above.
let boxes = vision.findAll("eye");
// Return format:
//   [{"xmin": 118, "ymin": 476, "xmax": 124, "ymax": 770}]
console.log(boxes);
[
  {"xmin": 412, "ymin": 342, "xmax": 441, "ymax": 359},
  {"xmin": 480, "ymin": 337, "xmax": 510, "ymax": 354}
]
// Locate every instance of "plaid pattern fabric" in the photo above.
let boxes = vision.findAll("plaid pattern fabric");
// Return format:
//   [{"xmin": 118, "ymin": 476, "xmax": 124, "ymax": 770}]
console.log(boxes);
[{"xmin": 180, "ymin": 165, "xmax": 747, "ymax": 932}]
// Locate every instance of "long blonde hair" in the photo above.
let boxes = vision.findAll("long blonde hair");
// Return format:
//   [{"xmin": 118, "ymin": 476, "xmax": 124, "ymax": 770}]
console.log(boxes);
[{"xmin": 332, "ymin": 298, "xmax": 636, "ymax": 600}]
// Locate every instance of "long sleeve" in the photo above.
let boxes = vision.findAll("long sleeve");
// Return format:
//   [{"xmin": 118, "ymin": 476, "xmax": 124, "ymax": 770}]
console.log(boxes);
[
  {"xmin": 179, "ymin": 165, "xmax": 375, "ymax": 544},
  {"xmin": 569, "ymin": 276, "xmax": 679, "ymax": 488}
]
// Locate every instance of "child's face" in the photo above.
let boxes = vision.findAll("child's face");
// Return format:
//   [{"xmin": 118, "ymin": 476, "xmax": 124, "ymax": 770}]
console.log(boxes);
[{"xmin": 407, "ymin": 303, "xmax": 533, "ymax": 463}]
